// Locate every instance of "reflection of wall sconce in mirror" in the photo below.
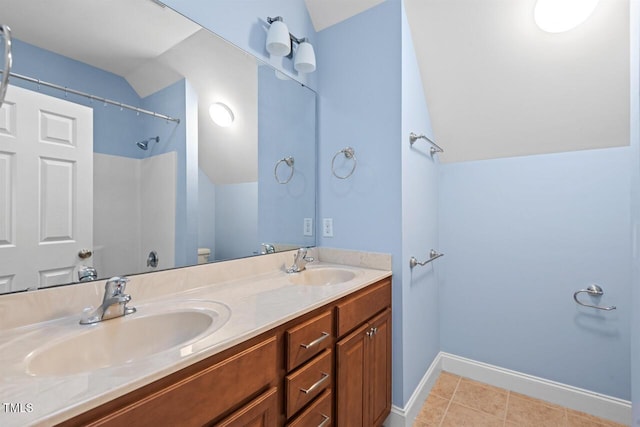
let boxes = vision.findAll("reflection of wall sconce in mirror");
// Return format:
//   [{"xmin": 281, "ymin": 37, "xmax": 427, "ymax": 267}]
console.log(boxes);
[
  {"xmin": 266, "ymin": 16, "xmax": 316, "ymax": 73},
  {"xmin": 209, "ymin": 102, "xmax": 235, "ymax": 127}
]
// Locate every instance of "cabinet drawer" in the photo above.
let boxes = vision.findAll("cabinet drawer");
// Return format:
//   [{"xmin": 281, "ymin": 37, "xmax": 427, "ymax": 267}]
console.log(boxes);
[
  {"xmin": 285, "ymin": 349, "xmax": 332, "ymax": 418},
  {"xmin": 286, "ymin": 310, "xmax": 333, "ymax": 371},
  {"xmin": 86, "ymin": 336, "xmax": 277, "ymax": 427},
  {"xmin": 215, "ymin": 387, "xmax": 278, "ymax": 427},
  {"xmin": 336, "ymin": 278, "xmax": 391, "ymax": 337},
  {"xmin": 286, "ymin": 389, "xmax": 332, "ymax": 427}
]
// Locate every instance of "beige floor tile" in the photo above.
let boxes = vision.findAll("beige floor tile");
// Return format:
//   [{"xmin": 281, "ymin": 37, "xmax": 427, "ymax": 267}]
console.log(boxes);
[
  {"xmin": 413, "ymin": 394, "xmax": 449, "ymax": 427},
  {"xmin": 506, "ymin": 393, "xmax": 567, "ymax": 427},
  {"xmin": 451, "ymin": 377, "xmax": 508, "ymax": 419},
  {"xmin": 509, "ymin": 391, "xmax": 566, "ymax": 411},
  {"xmin": 566, "ymin": 408, "xmax": 619, "ymax": 426},
  {"xmin": 566, "ymin": 412, "xmax": 606, "ymax": 427},
  {"xmin": 440, "ymin": 402, "xmax": 504, "ymax": 427},
  {"xmin": 430, "ymin": 371, "xmax": 460, "ymax": 400}
]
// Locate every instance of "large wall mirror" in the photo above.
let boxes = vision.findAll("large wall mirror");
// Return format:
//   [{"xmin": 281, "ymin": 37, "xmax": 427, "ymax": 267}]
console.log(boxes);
[{"xmin": 0, "ymin": 0, "xmax": 316, "ymax": 294}]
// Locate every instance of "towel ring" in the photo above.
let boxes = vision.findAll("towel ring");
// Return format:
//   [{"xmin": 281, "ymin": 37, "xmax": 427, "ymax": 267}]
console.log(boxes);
[
  {"xmin": 332, "ymin": 147, "xmax": 357, "ymax": 179},
  {"xmin": 274, "ymin": 156, "xmax": 295, "ymax": 184},
  {"xmin": 573, "ymin": 284, "xmax": 616, "ymax": 311}
]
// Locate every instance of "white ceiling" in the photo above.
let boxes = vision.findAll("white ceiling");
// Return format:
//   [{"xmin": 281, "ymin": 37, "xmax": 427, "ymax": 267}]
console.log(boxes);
[
  {"xmin": 1, "ymin": 0, "xmax": 630, "ymax": 165},
  {"xmin": 405, "ymin": 0, "xmax": 630, "ymax": 162},
  {"xmin": 304, "ymin": 0, "xmax": 386, "ymax": 31},
  {"xmin": 0, "ymin": 0, "xmax": 201, "ymax": 79}
]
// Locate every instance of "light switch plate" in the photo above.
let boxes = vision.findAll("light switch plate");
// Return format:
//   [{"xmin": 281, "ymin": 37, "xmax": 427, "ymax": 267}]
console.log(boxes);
[
  {"xmin": 303, "ymin": 218, "xmax": 313, "ymax": 236},
  {"xmin": 322, "ymin": 218, "xmax": 333, "ymax": 237}
]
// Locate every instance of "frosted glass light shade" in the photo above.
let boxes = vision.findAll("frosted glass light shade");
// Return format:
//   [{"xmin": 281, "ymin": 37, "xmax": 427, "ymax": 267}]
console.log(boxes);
[
  {"xmin": 266, "ymin": 20, "xmax": 291, "ymax": 56},
  {"xmin": 209, "ymin": 102, "xmax": 234, "ymax": 127},
  {"xmin": 294, "ymin": 40, "xmax": 316, "ymax": 73},
  {"xmin": 534, "ymin": 0, "xmax": 599, "ymax": 33}
]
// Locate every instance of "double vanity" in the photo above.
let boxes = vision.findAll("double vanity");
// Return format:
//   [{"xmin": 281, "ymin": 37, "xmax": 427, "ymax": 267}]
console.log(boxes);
[{"xmin": 0, "ymin": 248, "xmax": 392, "ymax": 426}]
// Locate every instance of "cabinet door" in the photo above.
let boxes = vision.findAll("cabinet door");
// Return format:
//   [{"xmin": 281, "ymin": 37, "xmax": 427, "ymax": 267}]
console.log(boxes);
[
  {"xmin": 215, "ymin": 387, "xmax": 278, "ymax": 427},
  {"xmin": 336, "ymin": 323, "xmax": 369, "ymax": 427},
  {"xmin": 368, "ymin": 309, "xmax": 391, "ymax": 427}
]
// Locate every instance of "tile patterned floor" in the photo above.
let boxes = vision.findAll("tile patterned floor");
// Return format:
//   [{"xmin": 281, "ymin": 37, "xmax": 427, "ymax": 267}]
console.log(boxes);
[{"xmin": 413, "ymin": 371, "xmax": 628, "ymax": 427}]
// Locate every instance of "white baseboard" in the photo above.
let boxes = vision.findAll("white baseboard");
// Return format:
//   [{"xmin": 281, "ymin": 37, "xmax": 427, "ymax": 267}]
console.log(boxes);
[{"xmin": 384, "ymin": 352, "xmax": 632, "ymax": 427}]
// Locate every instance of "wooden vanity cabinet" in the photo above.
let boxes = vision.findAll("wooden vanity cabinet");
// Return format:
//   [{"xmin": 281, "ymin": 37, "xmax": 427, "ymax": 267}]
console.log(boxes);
[
  {"xmin": 335, "ymin": 279, "xmax": 392, "ymax": 427},
  {"xmin": 57, "ymin": 277, "xmax": 391, "ymax": 427},
  {"xmin": 284, "ymin": 310, "xmax": 334, "ymax": 424},
  {"xmin": 58, "ymin": 336, "xmax": 280, "ymax": 427}
]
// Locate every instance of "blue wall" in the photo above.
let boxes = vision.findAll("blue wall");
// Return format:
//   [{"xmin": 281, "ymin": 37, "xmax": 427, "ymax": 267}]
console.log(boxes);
[
  {"xmin": 155, "ymin": 0, "xmax": 638, "ymax": 412},
  {"xmin": 439, "ymin": 148, "xmax": 632, "ymax": 400},
  {"xmin": 315, "ymin": 0, "xmax": 405, "ymax": 405},
  {"xmin": 257, "ymin": 65, "xmax": 316, "ymax": 248},
  {"xmin": 400, "ymin": 0, "xmax": 441, "ymax": 405}
]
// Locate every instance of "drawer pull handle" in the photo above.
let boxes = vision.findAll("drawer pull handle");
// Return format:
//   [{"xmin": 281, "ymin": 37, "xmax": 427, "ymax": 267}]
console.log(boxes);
[
  {"xmin": 300, "ymin": 332, "xmax": 330, "ymax": 349},
  {"xmin": 300, "ymin": 372, "xmax": 329, "ymax": 394},
  {"xmin": 318, "ymin": 414, "xmax": 330, "ymax": 427}
]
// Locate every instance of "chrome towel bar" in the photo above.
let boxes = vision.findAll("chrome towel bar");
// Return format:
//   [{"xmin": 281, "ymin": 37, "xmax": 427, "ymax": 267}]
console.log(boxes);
[
  {"xmin": 0, "ymin": 25, "xmax": 12, "ymax": 108},
  {"xmin": 573, "ymin": 284, "xmax": 616, "ymax": 311},
  {"xmin": 409, "ymin": 132, "xmax": 443, "ymax": 156},
  {"xmin": 410, "ymin": 249, "xmax": 444, "ymax": 268}
]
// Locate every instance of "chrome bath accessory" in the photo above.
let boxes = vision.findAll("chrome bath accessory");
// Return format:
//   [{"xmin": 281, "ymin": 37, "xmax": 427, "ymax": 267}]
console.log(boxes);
[
  {"xmin": 573, "ymin": 284, "xmax": 616, "ymax": 311},
  {"xmin": 274, "ymin": 156, "xmax": 295, "ymax": 184},
  {"xmin": 78, "ymin": 266, "xmax": 97, "ymax": 282},
  {"xmin": 146, "ymin": 251, "xmax": 159, "ymax": 268},
  {"xmin": 136, "ymin": 136, "xmax": 160, "ymax": 150},
  {"xmin": 0, "ymin": 25, "xmax": 12, "ymax": 108},
  {"xmin": 409, "ymin": 132, "xmax": 444, "ymax": 156},
  {"xmin": 0, "ymin": 71, "xmax": 179, "ymax": 123},
  {"xmin": 286, "ymin": 247, "xmax": 314, "ymax": 273},
  {"xmin": 331, "ymin": 147, "xmax": 357, "ymax": 179},
  {"xmin": 79, "ymin": 276, "xmax": 136, "ymax": 324},
  {"xmin": 410, "ymin": 249, "xmax": 444, "ymax": 268}
]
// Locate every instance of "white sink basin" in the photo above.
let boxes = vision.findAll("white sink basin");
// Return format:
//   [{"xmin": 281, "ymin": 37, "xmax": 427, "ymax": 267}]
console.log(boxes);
[
  {"xmin": 288, "ymin": 267, "xmax": 359, "ymax": 286},
  {"xmin": 25, "ymin": 300, "xmax": 231, "ymax": 376}
]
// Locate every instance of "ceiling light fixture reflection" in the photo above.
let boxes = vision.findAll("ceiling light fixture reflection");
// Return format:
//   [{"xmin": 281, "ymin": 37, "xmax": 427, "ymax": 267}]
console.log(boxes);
[
  {"xmin": 209, "ymin": 102, "xmax": 234, "ymax": 127},
  {"xmin": 534, "ymin": 0, "xmax": 599, "ymax": 33}
]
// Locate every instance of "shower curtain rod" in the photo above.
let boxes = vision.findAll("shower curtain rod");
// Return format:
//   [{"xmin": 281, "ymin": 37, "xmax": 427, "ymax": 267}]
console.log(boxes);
[{"xmin": 2, "ymin": 71, "xmax": 181, "ymax": 124}]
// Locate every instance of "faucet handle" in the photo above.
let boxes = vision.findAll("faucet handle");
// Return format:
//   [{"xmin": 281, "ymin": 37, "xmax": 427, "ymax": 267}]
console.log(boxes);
[{"xmin": 105, "ymin": 276, "xmax": 129, "ymax": 296}]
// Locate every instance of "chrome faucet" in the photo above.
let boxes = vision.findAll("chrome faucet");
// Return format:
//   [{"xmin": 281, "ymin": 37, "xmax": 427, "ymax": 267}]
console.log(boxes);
[
  {"xmin": 80, "ymin": 276, "xmax": 136, "ymax": 324},
  {"xmin": 261, "ymin": 243, "xmax": 276, "ymax": 254},
  {"xmin": 286, "ymin": 248, "xmax": 314, "ymax": 273}
]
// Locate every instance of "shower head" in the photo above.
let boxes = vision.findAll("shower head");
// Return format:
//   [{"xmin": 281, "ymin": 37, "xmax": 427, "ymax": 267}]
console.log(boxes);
[{"xmin": 136, "ymin": 136, "xmax": 160, "ymax": 150}]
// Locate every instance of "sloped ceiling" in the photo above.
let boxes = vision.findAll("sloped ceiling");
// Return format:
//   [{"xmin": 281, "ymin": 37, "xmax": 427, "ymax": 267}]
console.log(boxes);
[
  {"xmin": 304, "ymin": 0, "xmax": 385, "ymax": 31},
  {"xmin": 405, "ymin": 0, "xmax": 630, "ymax": 163},
  {"xmin": 4, "ymin": 0, "xmax": 630, "ymax": 165}
]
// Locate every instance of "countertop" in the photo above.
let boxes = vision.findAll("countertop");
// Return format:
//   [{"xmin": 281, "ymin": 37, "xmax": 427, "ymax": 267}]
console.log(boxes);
[{"xmin": 0, "ymin": 249, "xmax": 391, "ymax": 427}]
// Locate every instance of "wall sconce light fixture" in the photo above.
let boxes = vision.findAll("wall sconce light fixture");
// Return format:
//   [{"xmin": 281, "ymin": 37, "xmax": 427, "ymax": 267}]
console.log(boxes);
[
  {"xmin": 266, "ymin": 16, "xmax": 316, "ymax": 73},
  {"xmin": 209, "ymin": 102, "xmax": 234, "ymax": 127},
  {"xmin": 534, "ymin": 0, "xmax": 599, "ymax": 33}
]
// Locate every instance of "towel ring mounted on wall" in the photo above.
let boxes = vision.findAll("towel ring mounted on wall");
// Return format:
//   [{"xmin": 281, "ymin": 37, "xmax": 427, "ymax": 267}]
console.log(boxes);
[
  {"xmin": 331, "ymin": 147, "xmax": 357, "ymax": 179},
  {"xmin": 274, "ymin": 156, "xmax": 295, "ymax": 184},
  {"xmin": 573, "ymin": 284, "xmax": 616, "ymax": 311}
]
